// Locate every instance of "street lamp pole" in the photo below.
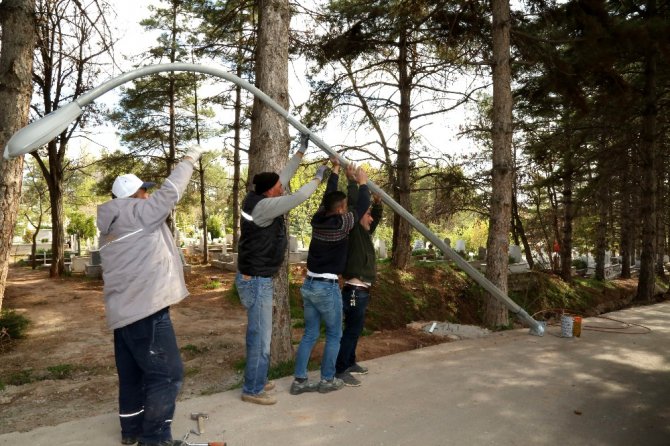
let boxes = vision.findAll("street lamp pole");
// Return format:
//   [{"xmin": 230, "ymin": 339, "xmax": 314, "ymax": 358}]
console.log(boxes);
[{"xmin": 4, "ymin": 62, "xmax": 545, "ymax": 336}]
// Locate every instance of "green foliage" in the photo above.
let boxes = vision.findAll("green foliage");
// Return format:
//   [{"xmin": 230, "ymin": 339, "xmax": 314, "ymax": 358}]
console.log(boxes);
[
  {"xmin": 0, "ymin": 309, "xmax": 30, "ymax": 340},
  {"xmin": 572, "ymin": 259, "xmax": 588, "ymax": 270},
  {"xmin": 67, "ymin": 212, "xmax": 96, "ymax": 240},
  {"xmin": 204, "ymin": 280, "xmax": 222, "ymax": 290},
  {"xmin": 207, "ymin": 215, "xmax": 224, "ymax": 240},
  {"xmin": 47, "ymin": 364, "xmax": 74, "ymax": 380}
]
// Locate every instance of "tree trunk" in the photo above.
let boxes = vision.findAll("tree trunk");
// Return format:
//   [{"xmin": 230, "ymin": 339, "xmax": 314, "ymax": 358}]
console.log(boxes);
[
  {"xmin": 560, "ymin": 157, "xmax": 574, "ymax": 282},
  {"xmin": 390, "ymin": 29, "xmax": 412, "ymax": 269},
  {"xmin": 654, "ymin": 160, "xmax": 665, "ymax": 277},
  {"xmin": 250, "ymin": 0, "xmax": 292, "ymax": 365},
  {"xmin": 199, "ymin": 159, "xmax": 208, "ymax": 264},
  {"xmin": 0, "ymin": 0, "xmax": 35, "ymax": 312},
  {"xmin": 636, "ymin": 14, "xmax": 658, "ymax": 302},
  {"xmin": 484, "ymin": 0, "xmax": 512, "ymax": 329},
  {"xmin": 594, "ymin": 173, "xmax": 608, "ymax": 281},
  {"xmin": 232, "ymin": 63, "xmax": 243, "ymax": 252},
  {"xmin": 47, "ymin": 142, "xmax": 66, "ymax": 277},
  {"xmin": 512, "ymin": 176, "xmax": 533, "ymax": 268},
  {"xmin": 620, "ymin": 149, "xmax": 632, "ymax": 279}
]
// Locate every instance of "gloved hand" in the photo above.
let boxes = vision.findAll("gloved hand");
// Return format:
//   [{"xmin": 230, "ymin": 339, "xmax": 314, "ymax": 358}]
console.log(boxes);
[
  {"xmin": 185, "ymin": 144, "xmax": 209, "ymax": 162},
  {"xmin": 298, "ymin": 133, "xmax": 310, "ymax": 154},
  {"xmin": 314, "ymin": 165, "xmax": 331, "ymax": 182}
]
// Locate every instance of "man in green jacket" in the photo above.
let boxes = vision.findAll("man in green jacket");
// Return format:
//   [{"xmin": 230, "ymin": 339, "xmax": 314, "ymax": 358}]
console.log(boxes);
[{"xmin": 335, "ymin": 170, "xmax": 383, "ymax": 386}]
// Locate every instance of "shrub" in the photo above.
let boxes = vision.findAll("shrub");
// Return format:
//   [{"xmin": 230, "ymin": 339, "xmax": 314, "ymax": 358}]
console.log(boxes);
[
  {"xmin": 0, "ymin": 309, "xmax": 30, "ymax": 339},
  {"xmin": 572, "ymin": 259, "xmax": 588, "ymax": 270}
]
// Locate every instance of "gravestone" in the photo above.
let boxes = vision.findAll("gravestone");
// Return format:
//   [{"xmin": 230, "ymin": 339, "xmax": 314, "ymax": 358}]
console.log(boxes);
[
  {"xmin": 455, "ymin": 240, "xmax": 466, "ymax": 253},
  {"xmin": 289, "ymin": 235, "xmax": 298, "ymax": 253},
  {"xmin": 477, "ymin": 247, "xmax": 487, "ymax": 261},
  {"xmin": 443, "ymin": 237, "xmax": 451, "ymax": 248},
  {"xmin": 413, "ymin": 239, "xmax": 425, "ymax": 250},
  {"xmin": 508, "ymin": 245, "xmax": 522, "ymax": 264},
  {"xmin": 376, "ymin": 239, "xmax": 388, "ymax": 259}
]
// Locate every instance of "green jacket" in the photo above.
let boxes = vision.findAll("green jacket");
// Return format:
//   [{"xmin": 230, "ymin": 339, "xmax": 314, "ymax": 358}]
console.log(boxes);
[{"xmin": 342, "ymin": 179, "xmax": 383, "ymax": 284}]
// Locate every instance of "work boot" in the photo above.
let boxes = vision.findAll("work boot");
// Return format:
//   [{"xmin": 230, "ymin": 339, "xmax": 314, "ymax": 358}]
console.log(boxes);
[
  {"xmin": 318, "ymin": 377, "xmax": 344, "ymax": 393},
  {"xmin": 290, "ymin": 378, "xmax": 319, "ymax": 395},
  {"xmin": 241, "ymin": 391, "xmax": 277, "ymax": 405},
  {"xmin": 121, "ymin": 437, "xmax": 138, "ymax": 445},
  {"xmin": 264, "ymin": 380, "xmax": 276, "ymax": 392},
  {"xmin": 335, "ymin": 371, "xmax": 361, "ymax": 387}
]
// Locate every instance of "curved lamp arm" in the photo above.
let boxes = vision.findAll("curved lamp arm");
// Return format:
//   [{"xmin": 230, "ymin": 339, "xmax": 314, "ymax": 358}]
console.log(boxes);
[{"xmin": 4, "ymin": 62, "xmax": 544, "ymax": 336}]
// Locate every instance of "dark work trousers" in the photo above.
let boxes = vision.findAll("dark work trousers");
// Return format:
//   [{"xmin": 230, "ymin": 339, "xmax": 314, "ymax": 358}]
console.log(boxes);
[
  {"xmin": 336, "ymin": 285, "xmax": 370, "ymax": 374},
  {"xmin": 113, "ymin": 307, "xmax": 184, "ymax": 444}
]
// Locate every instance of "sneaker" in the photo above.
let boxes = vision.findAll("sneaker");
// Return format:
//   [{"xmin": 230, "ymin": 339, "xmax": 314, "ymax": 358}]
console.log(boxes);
[
  {"xmin": 335, "ymin": 371, "xmax": 361, "ymax": 387},
  {"xmin": 347, "ymin": 363, "xmax": 369, "ymax": 375},
  {"xmin": 121, "ymin": 437, "xmax": 138, "ymax": 445},
  {"xmin": 318, "ymin": 377, "xmax": 344, "ymax": 393},
  {"xmin": 264, "ymin": 380, "xmax": 276, "ymax": 392},
  {"xmin": 241, "ymin": 391, "xmax": 277, "ymax": 405},
  {"xmin": 290, "ymin": 379, "xmax": 319, "ymax": 395}
]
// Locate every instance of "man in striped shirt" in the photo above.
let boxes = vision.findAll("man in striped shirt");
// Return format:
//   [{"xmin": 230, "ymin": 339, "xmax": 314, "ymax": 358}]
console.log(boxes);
[{"xmin": 291, "ymin": 160, "xmax": 370, "ymax": 395}]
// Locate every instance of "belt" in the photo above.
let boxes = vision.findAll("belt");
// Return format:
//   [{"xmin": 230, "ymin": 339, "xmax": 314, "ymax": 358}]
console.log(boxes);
[
  {"xmin": 343, "ymin": 283, "xmax": 369, "ymax": 291},
  {"xmin": 307, "ymin": 276, "xmax": 338, "ymax": 284}
]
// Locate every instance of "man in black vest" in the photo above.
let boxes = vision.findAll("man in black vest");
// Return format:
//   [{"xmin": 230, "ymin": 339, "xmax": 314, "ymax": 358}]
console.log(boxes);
[{"xmin": 236, "ymin": 136, "xmax": 329, "ymax": 405}]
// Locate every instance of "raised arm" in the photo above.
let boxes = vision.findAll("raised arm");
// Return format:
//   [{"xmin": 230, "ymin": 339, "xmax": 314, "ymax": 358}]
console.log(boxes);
[
  {"xmin": 353, "ymin": 167, "xmax": 370, "ymax": 220},
  {"xmin": 319, "ymin": 158, "xmax": 341, "ymax": 208},
  {"xmin": 253, "ymin": 164, "xmax": 328, "ymax": 227},
  {"xmin": 278, "ymin": 134, "xmax": 309, "ymax": 188}
]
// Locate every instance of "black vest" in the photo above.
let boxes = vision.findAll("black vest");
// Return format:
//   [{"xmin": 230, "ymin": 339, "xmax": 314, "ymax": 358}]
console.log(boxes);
[{"xmin": 237, "ymin": 192, "xmax": 287, "ymax": 277}]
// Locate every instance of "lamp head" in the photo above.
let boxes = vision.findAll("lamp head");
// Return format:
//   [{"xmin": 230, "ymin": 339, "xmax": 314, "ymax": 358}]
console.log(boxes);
[{"xmin": 3, "ymin": 102, "xmax": 83, "ymax": 160}]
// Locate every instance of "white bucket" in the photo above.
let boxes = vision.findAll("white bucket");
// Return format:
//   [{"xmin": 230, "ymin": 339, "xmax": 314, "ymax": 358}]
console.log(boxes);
[{"xmin": 561, "ymin": 315, "xmax": 574, "ymax": 338}]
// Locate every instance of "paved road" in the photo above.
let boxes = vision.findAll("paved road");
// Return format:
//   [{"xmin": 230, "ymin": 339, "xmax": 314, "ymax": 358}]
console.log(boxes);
[{"xmin": 1, "ymin": 302, "xmax": 668, "ymax": 446}]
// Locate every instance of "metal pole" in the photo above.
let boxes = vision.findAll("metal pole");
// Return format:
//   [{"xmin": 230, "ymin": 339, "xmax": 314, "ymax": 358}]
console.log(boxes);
[{"xmin": 6, "ymin": 62, "xmax": 545, "ymax": 335}]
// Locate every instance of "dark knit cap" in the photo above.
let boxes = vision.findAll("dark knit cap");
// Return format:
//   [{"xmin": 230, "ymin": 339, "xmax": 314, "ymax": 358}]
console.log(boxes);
[{"xmin": 253, "ymin": 172, "xmax": 280, "ymax": 194}]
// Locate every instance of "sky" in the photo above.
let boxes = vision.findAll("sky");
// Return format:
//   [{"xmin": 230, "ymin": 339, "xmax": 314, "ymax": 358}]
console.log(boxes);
[{"xmin": 71, "ymin": 0, "xmax": 482, "ymax": 166}]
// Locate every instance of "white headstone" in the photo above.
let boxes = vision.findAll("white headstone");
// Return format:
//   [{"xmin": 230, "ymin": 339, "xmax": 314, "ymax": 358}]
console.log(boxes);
[
  {"xmin": 289, "ymin": 235, "xmax": 298, "ymax": 253},
  {"xmin": 413, "ymin": 239, "xmax": 424, "ymax": 250},
  {"xmin": 508, "ymin": 245, "xmax": 522, "ymax": 263},
  {"xmin": 377, "ymin": 239, "xmax": 388, "ymax": 259},
  {"xmin": 455, "ymin": 240, "xmax": 466, "ymax": 253},
  {"xmin": 225, "ymin": 234, "xmax": 233, "ymax": 245}
]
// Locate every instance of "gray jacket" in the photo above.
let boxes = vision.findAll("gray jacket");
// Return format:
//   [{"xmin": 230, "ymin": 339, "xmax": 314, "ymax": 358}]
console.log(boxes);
[{"xmin": 97, "ymin": 160, "xmax": 193, "ymax": 330}]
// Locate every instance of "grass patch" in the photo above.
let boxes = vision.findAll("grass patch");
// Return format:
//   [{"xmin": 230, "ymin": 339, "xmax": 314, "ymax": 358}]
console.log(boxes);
[
  {"xmin": 182, "ymin": 344, "xmax": 206, "ymax": 355},
  {"xmin": 6, "ymin": 369, "xmax": 34, "ymax": 386},
  {"xmin": 47, "ymin": 364, "xmax": 74, "ymax": 380},
  {"xmin": 224, "ymin": 282, "xmax": 241, "ymax": 305},
  {"xmin": 204, "ymin": 280, "xmax": 222, "ymax": 290},
  {"xmin": 184, "ymin": 367, "xmax": 200, "ymax": 378},
  {"xmin": 267, "ymin": 360, "xmax": 295, "ymax": 380}
]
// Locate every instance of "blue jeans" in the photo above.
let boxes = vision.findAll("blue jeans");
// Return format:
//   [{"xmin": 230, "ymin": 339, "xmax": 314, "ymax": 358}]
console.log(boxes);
[
  {"xmin": 336, "ymin": 285, "xmax": 370, "ymax": 374},
  {"xmin": 114, "ymin": 307, "xmax": 183, "ymax": 444},
  {"xmin": 294, "ymin": 278, "xmax": 343, "ymax": 381},
  {"xmin": 236, "ymin": 273, "xmax": 273, "ymax": 395}
]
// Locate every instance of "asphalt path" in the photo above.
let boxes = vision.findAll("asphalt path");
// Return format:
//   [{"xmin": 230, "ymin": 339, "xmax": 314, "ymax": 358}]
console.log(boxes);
[{"xmin": 1, "ymin": 301, "xmax": 668, "ymax": 446}]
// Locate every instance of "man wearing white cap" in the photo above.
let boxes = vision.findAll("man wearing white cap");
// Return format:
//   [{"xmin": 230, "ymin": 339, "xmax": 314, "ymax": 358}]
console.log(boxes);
[{"xmin": 97, "ymin": 145, "xmax": 210, "ymax": 446}]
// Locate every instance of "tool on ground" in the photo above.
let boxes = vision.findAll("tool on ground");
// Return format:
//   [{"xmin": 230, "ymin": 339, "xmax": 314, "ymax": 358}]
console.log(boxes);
[
  {"xmin": 182, "ymin": 430, "xmax": 226, "ymax": 446},
  {"xmin": 191, "ymin": 412, "xmax": 208, "ymax": 435}
]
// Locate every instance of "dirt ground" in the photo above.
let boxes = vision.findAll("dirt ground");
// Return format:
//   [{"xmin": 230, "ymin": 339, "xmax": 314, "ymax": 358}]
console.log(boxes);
[{"xmin": 0, "ymin": 265, "xmax": 447, "ymax": 434}]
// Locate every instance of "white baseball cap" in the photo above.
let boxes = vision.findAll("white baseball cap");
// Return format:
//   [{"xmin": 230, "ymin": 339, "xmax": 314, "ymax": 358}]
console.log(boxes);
[{"xmin": 112, "ymin": 174, "xmax": 155, "ymax": 198}]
